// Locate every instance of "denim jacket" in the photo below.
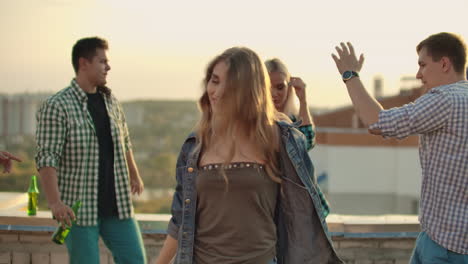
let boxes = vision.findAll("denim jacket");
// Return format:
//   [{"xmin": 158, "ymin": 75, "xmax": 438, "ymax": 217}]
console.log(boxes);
[{"xmin": 167, "ymin": 121, "xmax": 343, "ymax": 264}]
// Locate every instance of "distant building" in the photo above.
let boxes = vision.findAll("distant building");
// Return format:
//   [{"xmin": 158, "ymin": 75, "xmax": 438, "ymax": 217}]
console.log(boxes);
[
  {"xmin": 0, "ymin": 93, "xmax": 51, "ymax": 138},
  {"xmin": 312, "ymin": 79, "xmax": 424, "ymax": 214}
]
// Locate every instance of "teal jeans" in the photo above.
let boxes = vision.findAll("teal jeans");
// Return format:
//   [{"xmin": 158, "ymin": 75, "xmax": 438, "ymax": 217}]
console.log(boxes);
[
  {"xmin": 65, "ymin": 217, "xmax": 146, "ymax": 264},
  {"xmin": 410, "ymin": 232, "xmax": 467, "ymax": 264}
]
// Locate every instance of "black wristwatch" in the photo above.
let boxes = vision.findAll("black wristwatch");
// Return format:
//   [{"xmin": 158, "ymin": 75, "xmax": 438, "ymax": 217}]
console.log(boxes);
[{"xmin": 342, "ymin": 71, "xmax": 359, "ymax": 83}]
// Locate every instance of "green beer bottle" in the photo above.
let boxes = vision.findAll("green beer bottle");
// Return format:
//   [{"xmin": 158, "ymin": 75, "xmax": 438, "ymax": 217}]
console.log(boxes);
[
  {"xmin": 27, "ymin": 175, "xmax": 39, "ymax": 216},
  {"xmin": 51, "ymin": 200, "xmax": 81, "ymax": 245}
]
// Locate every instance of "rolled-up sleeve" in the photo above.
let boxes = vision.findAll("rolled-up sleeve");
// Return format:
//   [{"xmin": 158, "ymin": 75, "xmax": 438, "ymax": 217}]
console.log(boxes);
[
  {"xmin": 35, "ymin": 101, "xmax": 66, "ymax": 170},
  {"xmin": 369, "ymin": 91, "xmax": 451, "ymax": 139},
  {"xmin": 167, "ymin": 176, "xmax": 183, "ymax": 239},
  {"xmin": 167, "ymin": 144, "xmax": 188, "ymax": 239},
  {"xmin": 167, "ymin": 190, "xmax": 182, "ymax": 239}
]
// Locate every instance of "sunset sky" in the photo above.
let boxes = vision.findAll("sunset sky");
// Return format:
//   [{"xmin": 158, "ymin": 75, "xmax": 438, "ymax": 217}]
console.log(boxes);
[{"xmin": 1, "ymin": 0, "xmax": 467, "ymax": 108}]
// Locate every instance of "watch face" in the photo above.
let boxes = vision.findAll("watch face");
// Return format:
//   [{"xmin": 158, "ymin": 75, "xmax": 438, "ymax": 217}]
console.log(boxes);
[{"xmin": 343, "ymin": 71, "xmax": 353, "ymax": 79}]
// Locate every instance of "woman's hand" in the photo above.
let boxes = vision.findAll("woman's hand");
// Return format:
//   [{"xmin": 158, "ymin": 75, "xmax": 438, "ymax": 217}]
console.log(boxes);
[{"xmin": 290, "ymin": 77, "xmax": 307, "ymax": 102}]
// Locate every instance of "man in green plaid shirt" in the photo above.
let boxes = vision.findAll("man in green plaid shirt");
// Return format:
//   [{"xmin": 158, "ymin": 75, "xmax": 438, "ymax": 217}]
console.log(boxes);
[{"xmin": 35, "ymin": 37, "xmax": 146, "ymax": 264}]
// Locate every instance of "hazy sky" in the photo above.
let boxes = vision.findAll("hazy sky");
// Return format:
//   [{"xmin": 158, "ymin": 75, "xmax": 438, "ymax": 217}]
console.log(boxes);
[{"xmin": 1, "ymin": 0, "xmax": 467, "ymax": 108}]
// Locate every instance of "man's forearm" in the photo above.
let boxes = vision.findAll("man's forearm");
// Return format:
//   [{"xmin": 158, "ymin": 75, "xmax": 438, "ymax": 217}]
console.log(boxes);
[
  {"xmin": 126, "ymin": 150, "xmax": 139, "ymax": 178},
  {"xmin": 38, "ymin": 167, "xmax": 62, "ymax": 207},
  {"xmin": 345, "ymin": 78, "xmax": 383, "ymax": 126}
]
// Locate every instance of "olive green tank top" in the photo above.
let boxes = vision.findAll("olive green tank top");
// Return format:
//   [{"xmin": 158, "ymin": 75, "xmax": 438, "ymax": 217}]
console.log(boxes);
[{"xmin": 194, "ymin": 162, "xmax": 278, "ymax": 264}]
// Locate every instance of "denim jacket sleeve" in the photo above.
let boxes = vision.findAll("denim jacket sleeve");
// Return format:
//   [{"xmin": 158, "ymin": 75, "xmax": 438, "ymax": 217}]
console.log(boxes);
[
  {"xmin": 290, "ymin": 126, "xmax": 330, "ymax": 218},
  {"xmin": 276, "ymin": 123, "xmax": 342, "ymax": 263},
  {"xmin": 167, "ymin": 140, "xmax": 190, "ymax": 239},
  {"xmin": 290, "ymin": 115, "xmax": 316, "ymax": 151}
]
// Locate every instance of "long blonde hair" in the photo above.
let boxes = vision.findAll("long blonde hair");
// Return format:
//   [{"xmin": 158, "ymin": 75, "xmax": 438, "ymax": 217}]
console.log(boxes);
[
  {"xmin": 195, "ymin": 47, "xmax": 281, "ymax": 183},
  {"xmin": 265, "ymin": 58, "xmax": 299, "ymax": 118}
]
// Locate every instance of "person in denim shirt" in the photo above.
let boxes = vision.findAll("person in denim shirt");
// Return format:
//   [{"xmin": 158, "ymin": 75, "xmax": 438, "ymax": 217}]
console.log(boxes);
[{"xmin": 156, "ymin": 47, "xmax": 342, "ymax": 264}]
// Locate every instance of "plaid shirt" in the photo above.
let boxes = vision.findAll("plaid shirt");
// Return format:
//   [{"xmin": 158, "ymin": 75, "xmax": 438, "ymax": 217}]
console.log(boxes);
[
  {"xmin": 35, "ymin": 79, "xmax": 134, "ymax": 226},
  {"xmin": 370, "ymin": 80, "xmax": 468, "ymax": 254},
  {"xmin": 290, "ymin": 115, "xmax": 316, "ymax": 151}
]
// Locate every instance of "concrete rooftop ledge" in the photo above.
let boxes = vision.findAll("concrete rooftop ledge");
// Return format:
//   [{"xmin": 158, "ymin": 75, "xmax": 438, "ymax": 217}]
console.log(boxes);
[
  {"xmin": 0, "ymin": 211, "xmax": 171, "ymax": 234},
  {"xmin": 0, "ymin": 212, "xmax": 420, "ymax": 238},
  {"xmin": 327, "ymin": 214, "xmax": 420, "ymax": 238},
  {"xmin": 0, "ymin": 212, "xmax": 421, "ymax": 263}
]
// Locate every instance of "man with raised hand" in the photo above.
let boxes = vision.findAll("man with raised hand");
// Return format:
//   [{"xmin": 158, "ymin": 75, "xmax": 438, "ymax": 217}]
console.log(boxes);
[{"xmin": 332, "ymin": 32, "xmax": 467, "ymax": 263}]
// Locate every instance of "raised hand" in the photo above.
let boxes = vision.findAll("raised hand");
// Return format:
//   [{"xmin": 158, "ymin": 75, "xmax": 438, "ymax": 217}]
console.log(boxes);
[
  {"xmin": 290, "ymin": 77, "xmax": 307, "ymax": 102},
  {"xmin": 331, "ymin": 42, "xmax": 365, "ymax": 75}
]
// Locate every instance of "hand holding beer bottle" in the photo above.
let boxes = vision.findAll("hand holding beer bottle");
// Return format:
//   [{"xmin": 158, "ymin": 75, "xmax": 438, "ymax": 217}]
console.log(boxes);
[{"xmin": 52, "ymin": 200, "xmax": 81, "ymax": 244}]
